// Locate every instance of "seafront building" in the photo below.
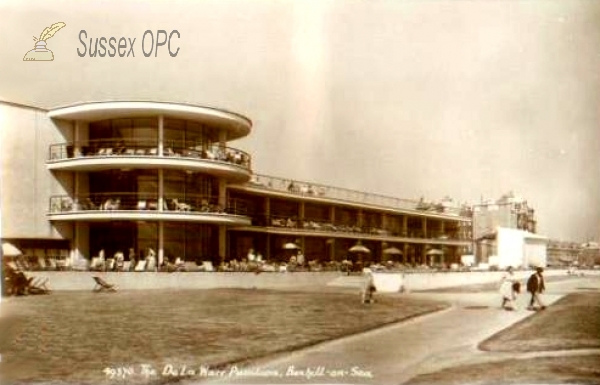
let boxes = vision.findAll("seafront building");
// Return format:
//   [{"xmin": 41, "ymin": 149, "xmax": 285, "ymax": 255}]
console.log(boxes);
[
  {"xmin": 470, "ymin": 192, "xmax": 547, "ymax": 268},
  {"xmin": 1, "ymin": 100, "xmax": 474, "ymax": 271}
]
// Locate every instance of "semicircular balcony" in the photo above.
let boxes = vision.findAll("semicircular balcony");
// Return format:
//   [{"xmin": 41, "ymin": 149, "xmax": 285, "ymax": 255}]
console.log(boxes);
[
  {"xmin": 48, "ymin": 101, "xmax": 252, "ymax": 141},
  {"xmin": 47, "ymin": 193, "xmax": 251, "ymax": 226},
  {"xmin": 47, "ymin": 139, "xmax": 252, "ymax": 183}
]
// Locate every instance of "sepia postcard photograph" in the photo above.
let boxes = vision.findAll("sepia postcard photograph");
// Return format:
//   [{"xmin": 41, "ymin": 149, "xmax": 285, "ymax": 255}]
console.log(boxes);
[{"xmin": 1, "ymin": 1, "xmax": 599, "ymax": 385}]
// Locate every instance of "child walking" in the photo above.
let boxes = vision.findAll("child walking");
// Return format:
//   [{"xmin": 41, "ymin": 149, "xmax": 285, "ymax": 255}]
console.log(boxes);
[{"xmin": 499, "ymin": 266, "xmax": 520, "ymax": 310}]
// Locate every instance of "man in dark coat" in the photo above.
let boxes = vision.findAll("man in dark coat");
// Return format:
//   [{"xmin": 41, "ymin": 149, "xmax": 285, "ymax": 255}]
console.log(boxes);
[{"xmin": 526, "ymin": 266, "xmax": 546, "ymax": 310}]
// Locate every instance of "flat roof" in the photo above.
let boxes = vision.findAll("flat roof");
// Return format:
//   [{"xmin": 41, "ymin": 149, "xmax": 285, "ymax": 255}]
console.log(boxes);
[{"xmin": 48, "ymin": 101, "xmax": 252, "ymax": 141}]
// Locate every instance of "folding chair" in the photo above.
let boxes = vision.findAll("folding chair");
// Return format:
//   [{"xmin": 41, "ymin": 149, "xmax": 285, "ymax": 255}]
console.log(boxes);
[
  {"xmin": 28, "ymin": 277, "xmax": 51, "ymax": 295},
  {"xmin": 134, "ymin": 260, "xmax": 147, "ymax": 271},
  {"xmin": 92, "ymin": 276, "xmax": 117, "ymax": 292}
]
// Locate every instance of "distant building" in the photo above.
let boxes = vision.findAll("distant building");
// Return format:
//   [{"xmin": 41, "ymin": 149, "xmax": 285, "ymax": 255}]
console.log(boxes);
[
  {"xmin": 546, "ymin": 240, "xmax": 580, "ymax": 267},
  {"xmin": 579, "ymin": 242, "xmax": 600, "ymax": 268},
  {"xmin": 472, "ymin": 192, "xmax": 544, "ymax": 267}
]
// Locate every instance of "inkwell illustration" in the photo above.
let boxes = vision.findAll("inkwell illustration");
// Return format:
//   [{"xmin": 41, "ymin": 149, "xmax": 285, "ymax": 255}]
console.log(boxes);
[{"xmin": 23, "ymin": 22, "xmax": 66, "ymax": 61}]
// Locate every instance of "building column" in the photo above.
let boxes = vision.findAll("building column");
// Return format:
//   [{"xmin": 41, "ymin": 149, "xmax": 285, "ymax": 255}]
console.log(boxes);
[
  {"xmin": 218, "ymin": 130, "xmax": 227, "ymax": 160},
  {"xmin": 158, "ymin": 169, "xmax": 164, "ymax": 211},
  {"xmin": 158, "ymin": 167, "xmax": 165, "ymax": 266},
  {"xmin": 158, "ymin": 222, "xmax": 164, "ymax": 267},
  {"xmin": 74, "ymin": 120, "xmax": 82, "ymax": 157},
  {"xmin": 422, "ymin": 218, "xmax": 427, "ymax": 238},
  {"xmin": 265, "ymin": 197, "xmax": 271, "ymax": 226},
  {"xmin": 158, "ymin": 115, "xmax": 164, "ymax": 156},
  {"xmin": 357, "ymin": 209, "xmax": 363, "ymax": 230},
  {"xmin": 299, "ymin": 201, "xmax": 305, "ymax": 227},
  {"xmin": 218, "ymin": 226, "xmax": 226, "ymax": 264},
  {"xmin": 330, "ymin": 206, "xmax": 335, "ymax": 226},
  {"xmin": 328, "ymin": 238, "xmax": 335, "ymax": 262},
  {"xmin": 218, "ymin": 179, "xmax": 227, "ymax": 262},
  {"xmin": 402, "ymin": 216, "xmax": 408, "ymax": 237}
]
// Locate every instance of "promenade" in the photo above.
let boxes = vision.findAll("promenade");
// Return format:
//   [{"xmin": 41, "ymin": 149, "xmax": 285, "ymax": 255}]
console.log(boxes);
[{"xmin": 189, "ymin": 274, "xmax": 600, "ymax": 385}]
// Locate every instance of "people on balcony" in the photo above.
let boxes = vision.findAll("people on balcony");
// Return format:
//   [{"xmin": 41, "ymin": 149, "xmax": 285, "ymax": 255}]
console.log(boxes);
[
  {"xmin": 114, "ymin": 140, "xmax": 126, "ymax": 155},
  {"xmin": 114, "ymin": 250, "xmax": 125, "ymax": 271},
  {"xmin": 102, "ymin": 198, "xmax": 120, "ymax": 210},
  {"xmin": 170, "ymin": 198, "xmax": 191, "ymax": 211},
  {"xmin": 287, "ymin": 181, "xmax": 298, "ymax": 193}
]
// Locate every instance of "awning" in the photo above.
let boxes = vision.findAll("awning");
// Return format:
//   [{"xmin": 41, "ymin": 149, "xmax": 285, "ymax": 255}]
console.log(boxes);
[
  {"xmin": 2, "ymin": 242, "xmax": 23, "ymax": 257},
  {"xmin": 349, "ymin": 244, "xmax": 370, "ymax": 253},
  {"xmin": 282, "ymin": 242, "xmax": 300, "ymax": 250},
  {"xmin": 383, "ymin": 247, "xmax": 403, "ymax": 255}
]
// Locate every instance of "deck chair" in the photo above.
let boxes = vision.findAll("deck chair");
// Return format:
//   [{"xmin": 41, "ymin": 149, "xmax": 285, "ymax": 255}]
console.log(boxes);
[
  {"xmin": 92, "ymin": 276, "xmax": 117, "ymax": 292},
  {"xmin": 146, "ymin": 257, "xmax": 157, "ymax": 272},
  {"xmin": 28, "ymin": 277, "xmax": 51, "ymax": 295},
  {"xmin": 202, "ymin": 261, "xmax": 215, "ymax": 272},
  {"xmin": 134, "ymin": 260, "xmax": 147, "ymax": 271},
  {"xmin": 4, "ymin": 263, "xmax": 50, "ymax": 295}
]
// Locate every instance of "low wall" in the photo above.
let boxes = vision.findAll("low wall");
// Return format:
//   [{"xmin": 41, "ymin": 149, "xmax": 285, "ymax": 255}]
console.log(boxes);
[
  {"xmin": 373, "ymin": 269, "xmax": 573, "ymax": 293},
  {"xmin": 22, "ymin": 269, "xmax": 594, "ymax": 292},
  {"xmin": 26, "ymin": 271, "xmax": 342, "ymax": 291}
]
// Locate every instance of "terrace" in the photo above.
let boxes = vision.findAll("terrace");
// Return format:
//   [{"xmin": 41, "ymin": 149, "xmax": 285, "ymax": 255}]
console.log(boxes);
[
  {"xmin": 245, "ymin": 174, "xmax": 473, "ymax": 218},
  {"xmin": 46, "ymin": 139, "xmax": 252, "ymax": 181},
  {"xmin": 47, "ymin": 193, "xmax": 250, "ymax": 225}
]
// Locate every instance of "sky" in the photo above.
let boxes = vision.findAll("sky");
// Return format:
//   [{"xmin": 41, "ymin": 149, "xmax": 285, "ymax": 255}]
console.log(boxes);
[{"xmin": 0, "ymin": 0, "xmax": 599, "ymax": 242}]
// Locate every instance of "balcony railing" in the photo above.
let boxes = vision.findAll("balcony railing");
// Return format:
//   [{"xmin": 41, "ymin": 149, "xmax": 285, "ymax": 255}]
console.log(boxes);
[
  {"xmin": 246, "ymin": 174, "xmax": 471, "ymax": 217},
  {"xmin": 48, "ymin": 139, "xmax": 251, "ymax": 169},
  {"xmin": 49, "ymin": 193, "xmax": 248, "ymax": 217},
  {"xmin": 247, "ymin": 214, "xmax": 469, "ymax": 241}
]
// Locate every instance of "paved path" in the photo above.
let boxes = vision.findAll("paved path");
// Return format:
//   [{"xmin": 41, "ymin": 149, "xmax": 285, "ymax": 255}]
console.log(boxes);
[{"xmin": 187, "ymin": 275, "xmax": 599, "ymax": 385}]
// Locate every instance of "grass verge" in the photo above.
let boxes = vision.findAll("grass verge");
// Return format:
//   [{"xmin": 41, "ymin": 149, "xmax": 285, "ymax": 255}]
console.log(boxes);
[
  {"xmin": 0, "ymin": 288, "xmax": 446, "ymax": 385},
  {"xmin": 405, "ymin": 292, "xmax": 600, "ymax": 385}
]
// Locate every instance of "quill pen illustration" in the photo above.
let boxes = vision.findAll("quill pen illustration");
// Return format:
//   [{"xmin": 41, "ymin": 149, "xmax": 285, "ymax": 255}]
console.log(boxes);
[
  {"xmin": 35, "ymin": 22, "xmax": 66, "ymax": 42},
  {"xmin": 24, "ymin": 22, "xmax": 66, "ymax": 61}
]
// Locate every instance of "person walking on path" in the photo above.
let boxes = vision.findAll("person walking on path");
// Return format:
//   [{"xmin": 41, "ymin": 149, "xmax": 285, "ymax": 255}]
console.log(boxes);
[
  {"xmin": 526, "ymin": 266, "xmax": 546, "ymax": 310},
  {"xmin": 499, "ymin": 266, "xmax": 519, "ymax": 310},
  {"xmin": 361, "ymin": 271, "xmax": 376, "ymax": 304}
]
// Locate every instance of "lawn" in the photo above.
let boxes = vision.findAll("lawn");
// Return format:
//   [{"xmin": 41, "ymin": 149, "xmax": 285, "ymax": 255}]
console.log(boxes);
[
  {"xmin": 480, "ymin": 291, "xmax": 600, "ymax": 352},
  {"xmin": 405, "ymin": 292, "xmax": 600, "ymax": 385},
  {"xmin": 0, "ymin": 288, "xmax": 446, "ymax": 385}
]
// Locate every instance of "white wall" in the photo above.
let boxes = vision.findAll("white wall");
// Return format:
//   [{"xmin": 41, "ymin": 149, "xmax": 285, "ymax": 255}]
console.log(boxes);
[
  {"xmin": 0, "ymin": 102, "xmax": 73, "ymax": 239},
  {"xmin": 524, "ymin": 238, "xmax": 547, "ymax": 267},
  {"xmin": 496, "ymin": 227, "xmax": 525, "ymax": 268}
]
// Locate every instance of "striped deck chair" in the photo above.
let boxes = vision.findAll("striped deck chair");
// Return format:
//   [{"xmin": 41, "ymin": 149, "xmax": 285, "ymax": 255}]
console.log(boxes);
[{"xmin": 92, "ymin": 276, "xmax": 117, "ymax": 292}]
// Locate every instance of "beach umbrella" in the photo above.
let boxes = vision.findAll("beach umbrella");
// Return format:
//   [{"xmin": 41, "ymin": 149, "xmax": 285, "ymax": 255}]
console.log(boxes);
[
  {"xmin": 383, "ymin": 247, "xmax": 403, "ymax": 256},
  {"xmin": 2, "ymin": 242, "xmax": 22, "ymax": 257},
  {"xmin": 426, "ymin": 249, "xmax": 443, "ymax": 256},
  {"xmin": 282, "ymin": 242, "xmax": 300, "ymax": 250},
  {"xmin": 349, "ymin": 244, "xmax": 370, "ymax": 254}
]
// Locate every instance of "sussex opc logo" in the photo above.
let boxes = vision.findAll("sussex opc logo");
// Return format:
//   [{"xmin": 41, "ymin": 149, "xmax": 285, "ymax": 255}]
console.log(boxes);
[{"xmin": 23, "ymin": 22, "xmax": 66, "ymax": 61}]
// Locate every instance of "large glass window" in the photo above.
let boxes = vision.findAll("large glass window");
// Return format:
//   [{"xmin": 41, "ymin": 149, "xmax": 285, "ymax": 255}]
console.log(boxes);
[
  {"xmin": 89, "ymin": 222, "xmax": 158, "ymax": 262},
  {"xmin": 163, "ymin": 170, "xmax": 217, "ymax": 209},
  {"xmin": 88, "ymin": 170, "xmax": 158, "ymax": 209},
  {"xmin": 163, "ymin": 118, "xmax": 217, "ymax": 150},
  {"xmin": 163, "ymin": 223, "xmax": 216, "ymax": 263},
  {"xmin": 89, "ymin": 118, "xmax": 158, "ymax": 142}
]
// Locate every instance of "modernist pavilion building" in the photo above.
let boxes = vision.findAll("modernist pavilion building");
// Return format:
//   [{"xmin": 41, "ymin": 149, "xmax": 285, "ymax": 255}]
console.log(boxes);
[{"xmin": 1, "ymin": 100, "xmax": 473, "ymax": 271}]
